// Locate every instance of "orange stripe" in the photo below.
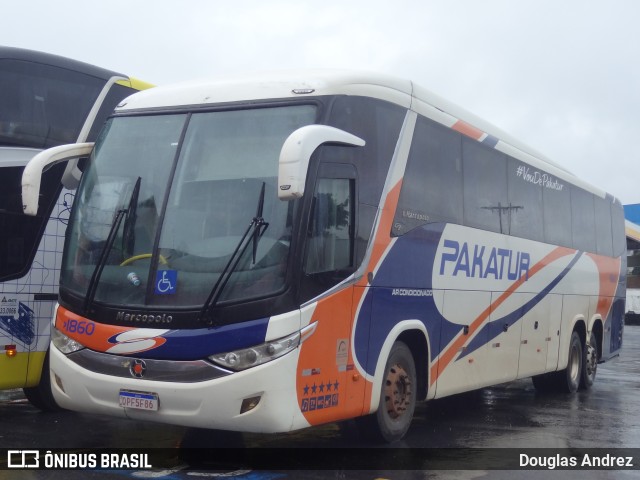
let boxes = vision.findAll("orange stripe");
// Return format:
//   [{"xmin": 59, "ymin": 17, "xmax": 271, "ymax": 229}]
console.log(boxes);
[
  {"xmin": 586, "ymin": 253, "xmax": 622, "ymax": 322},
  {"xmin": 452, "ymin": 120, "xmax": 484, "ymax": 140},
  {"xmin": 56, "ymin": 306, "xmax": 135, "ymax": 352},
  {"xmin": 429, "ymin": 246, "xmax": 576, "ymax": 385}
]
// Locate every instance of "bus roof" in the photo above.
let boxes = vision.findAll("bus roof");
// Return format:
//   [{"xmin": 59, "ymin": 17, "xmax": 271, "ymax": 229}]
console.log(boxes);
[
  {"xmin": 116, "ymin": 70, "xmax": 414, "ymax": 110},
  {"xmin": 0, "ymin": 46, "xmax": 127, "ymax": 81},
  {"xmin": 116, "ymin": 70, "xmax": 610, "ymax": 200}
]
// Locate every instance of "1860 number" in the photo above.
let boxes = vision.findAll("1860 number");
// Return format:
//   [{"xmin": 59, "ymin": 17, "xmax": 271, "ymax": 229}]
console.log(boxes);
[{"xmin": 63, "ymin": 319, "xmax": 95, "ymax": 336}]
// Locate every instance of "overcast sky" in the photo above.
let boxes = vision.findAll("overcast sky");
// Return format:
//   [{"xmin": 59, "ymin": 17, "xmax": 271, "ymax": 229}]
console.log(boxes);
[{"xmin": 4, "ymin": 1, "xmax": 639, "ymax": 204}]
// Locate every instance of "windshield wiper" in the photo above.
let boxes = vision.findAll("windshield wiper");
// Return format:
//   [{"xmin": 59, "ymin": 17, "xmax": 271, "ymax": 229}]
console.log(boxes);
[
  {"xmin": 83, "ymin": 177, "xmax": 142, "ymax": 314},
  {"xmin": 198, "ymin": 182, "xmax": 269, "ymax": 325},
  {"xmin": 122, "ymin": 176, "xmax": 141, "ymax": 256},
  {"xmin": 252, "ymin": 182, "xmax": 267, "ymax": 264}
]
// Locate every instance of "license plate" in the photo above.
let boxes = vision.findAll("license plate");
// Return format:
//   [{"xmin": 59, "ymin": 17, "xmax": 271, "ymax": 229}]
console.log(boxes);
[{"xmin": 119, "ymin": 390, "xmax": 159, "ymax": 411}]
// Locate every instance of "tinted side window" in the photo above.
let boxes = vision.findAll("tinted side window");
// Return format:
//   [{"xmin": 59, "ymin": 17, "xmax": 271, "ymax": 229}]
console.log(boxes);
[
  {"xmin": 325, "ymin": 96, "xmax": 404, "ymax": 207},
  {"xmin": 394, "ymin": 116, "xmax": 462, "ymax": 235},
  {"xmin": 305, "ymin": 178, "xmax": 354, "ymax": 274},
  {"xmin": 463, "ymin": 139, "xmax": 508, "ymax": 233},
  {"xmin": 611, "ymin": 201, "xmax": 626, "ymax": 257},
  {"xmin": 543, "ymin": 180, "xmax": 571, "ymax": 247},
  {"xmin": 0, "ymin": 163, "xmax": 65, "ymax": 281},
  {"xmin": 507, "ymin": 159, "xmax": 544, "ymax": 241},
  {"xmin": 570, "ymin": 186, "xmax": 596, "ymax": 253},
  {"xmin": 325, "ymin": 96, "xmax": 404, "ymax": 265},
  {"xmin": 300, "ymin": 171, "xmax": 356, "ymax": 302},
  {"xmin": 594, "ymin": 196, "xmax": 614, "ymax": 256},
  {"xmin": 0, "ymin": 59, "xmax": 103, "ymax": 148}
]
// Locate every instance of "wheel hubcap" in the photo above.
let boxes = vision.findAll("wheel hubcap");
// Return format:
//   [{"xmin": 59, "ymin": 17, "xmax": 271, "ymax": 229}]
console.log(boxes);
[{"xmin": 384, "ymin": 363, "xmax": 412, "ymax": 419}]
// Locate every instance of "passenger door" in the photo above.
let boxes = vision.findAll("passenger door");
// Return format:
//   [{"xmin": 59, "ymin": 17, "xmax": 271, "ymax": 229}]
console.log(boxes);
[{"xmin": 296, "ymin": 164, "xmax": 360, "ymax": 423}]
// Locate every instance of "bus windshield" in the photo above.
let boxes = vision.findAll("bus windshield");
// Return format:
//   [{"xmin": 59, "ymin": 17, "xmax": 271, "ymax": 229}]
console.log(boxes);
[{"xmin": 61, "ymin": 104, "xmax": 316, "ymax": 309}]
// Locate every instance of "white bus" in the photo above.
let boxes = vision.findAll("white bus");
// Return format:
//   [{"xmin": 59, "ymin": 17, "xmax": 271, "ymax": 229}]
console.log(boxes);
[
  {"xmin": 0, "ymin": 46, "xmax": 151, "ymax": 410},
  {"xmin": 23, "ymin": 71, "xmax": 625, "ymax": 441}
]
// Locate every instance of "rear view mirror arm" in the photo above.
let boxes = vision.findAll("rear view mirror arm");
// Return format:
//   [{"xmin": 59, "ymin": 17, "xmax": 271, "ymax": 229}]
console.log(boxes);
[{"xmin": 22, "ymin": 142, "xmax": 94, "ymax": 216}]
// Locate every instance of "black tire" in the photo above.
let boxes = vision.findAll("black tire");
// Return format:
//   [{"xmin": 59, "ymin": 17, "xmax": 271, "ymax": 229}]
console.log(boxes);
[
  {"xmin": 557, "ymin": 330, "xmax": 583, "ymax": 393},
  {"xmin": 22, "ymin": 350, "xmax": 62, "ymax": 412},
  {"xmin": 357, "ymin": 341, "xmax": 416, "ymax": 443},
  {"xmin": 580, "ymin": 331, "xmax": 598, "ymax": 390}
]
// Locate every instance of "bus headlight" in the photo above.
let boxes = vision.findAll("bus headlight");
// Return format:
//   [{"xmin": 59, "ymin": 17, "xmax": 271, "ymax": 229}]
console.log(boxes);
[
  {"xmin": 51, "ymin": 326, "xmax": 85, "ymax": 354},
  {"xmin": 209, "ymin": 331, "xmax": 300, "ymax": 371}
]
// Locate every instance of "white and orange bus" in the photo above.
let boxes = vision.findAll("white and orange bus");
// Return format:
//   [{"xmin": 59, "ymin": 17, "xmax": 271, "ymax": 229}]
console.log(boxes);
[
  {"xmin": 0, "ymin": 46, "xmax": 151, "ymax": 410},
  {"xmin": 23, "ymin": 71, "xmax": 625, "ymax": 441}
]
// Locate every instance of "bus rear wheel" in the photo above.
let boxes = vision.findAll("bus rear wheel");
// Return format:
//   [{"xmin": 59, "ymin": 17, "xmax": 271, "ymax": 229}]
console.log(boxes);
[
  {"xmin": 358, "ymin": 341, "xmax": 416, "ymax": 443},
  {"xmin": 532, "ymin": 330, "xmax": 583, "ymax": 394},
  {"xmin": 580, "ymin": 331, "xmax": 598, "ymax": 390}
]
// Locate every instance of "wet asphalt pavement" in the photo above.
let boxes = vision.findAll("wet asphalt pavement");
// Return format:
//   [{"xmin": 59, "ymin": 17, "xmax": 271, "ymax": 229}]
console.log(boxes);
[{"xmin": 1, "ymin": 326, "xmax": 639, "ymax": 479}]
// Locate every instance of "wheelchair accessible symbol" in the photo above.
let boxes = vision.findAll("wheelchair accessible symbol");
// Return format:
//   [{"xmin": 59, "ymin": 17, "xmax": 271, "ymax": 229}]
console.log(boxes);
[{"xmin": 155, "ymin": 270, "xmax": 177, "ymax": 295}]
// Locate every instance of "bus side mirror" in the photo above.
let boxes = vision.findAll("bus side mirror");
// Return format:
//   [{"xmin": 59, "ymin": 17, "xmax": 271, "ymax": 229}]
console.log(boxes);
[
  {"xmin": 278, "ymin": 125, "xmax": 365, "ymax": 200},
  {"xmin": 22, "ymin": 142, "xmax": 94, "ymax": 216}
]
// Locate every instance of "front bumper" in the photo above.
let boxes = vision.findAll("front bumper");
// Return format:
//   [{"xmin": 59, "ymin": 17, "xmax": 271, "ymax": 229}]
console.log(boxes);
[{"xmin": 50, "ymin": 344, "xmax": 309, "ymax": 433}]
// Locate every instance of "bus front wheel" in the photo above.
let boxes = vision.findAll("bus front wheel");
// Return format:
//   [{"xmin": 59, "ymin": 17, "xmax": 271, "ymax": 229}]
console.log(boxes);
[
  {"xmin": 358, "ymin": 341, "xmax": 416, "ymax": 443},
  {"xmin": 580, "ymin": 331, "xmax": 598, "ymax": 390},
  {"xmin": 22, "ymin": 349, "xmax": 62, "ymax": 412}
]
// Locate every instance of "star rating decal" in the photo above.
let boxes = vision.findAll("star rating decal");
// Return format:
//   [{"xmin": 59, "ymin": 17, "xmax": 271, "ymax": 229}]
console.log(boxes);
[
  {"xmin": 302, "ymin": 379, "xmax": 341, "ymax": 397},
  {"xmin": 300, "ymin": 378, "xmax": 341, "ymax": 413}
]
